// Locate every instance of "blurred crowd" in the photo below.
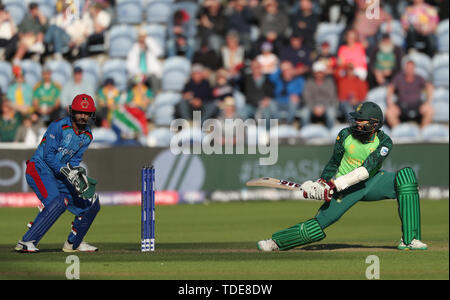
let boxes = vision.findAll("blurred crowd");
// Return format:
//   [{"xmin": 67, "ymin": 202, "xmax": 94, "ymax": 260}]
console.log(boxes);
[{"xmin": 0, "ymin": 0, "xmax": 448, "ymax": 146}]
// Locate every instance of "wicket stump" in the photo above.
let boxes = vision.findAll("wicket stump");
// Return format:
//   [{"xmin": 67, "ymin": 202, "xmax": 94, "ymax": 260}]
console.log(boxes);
[{"xmin": 141, "ymin": 165, "xmax": 155, "ymax": 252}]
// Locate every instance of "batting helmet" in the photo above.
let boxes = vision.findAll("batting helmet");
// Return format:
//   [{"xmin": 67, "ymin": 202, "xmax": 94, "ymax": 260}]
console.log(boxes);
[{"xmin": 349, "ymin": 101, "xmax": 384, "ymax": 141}]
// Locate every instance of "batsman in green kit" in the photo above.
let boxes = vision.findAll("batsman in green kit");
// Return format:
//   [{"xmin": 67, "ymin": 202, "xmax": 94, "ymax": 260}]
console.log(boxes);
[{"xmin": 257, "ymin": 102, "xmax": 427, "ymax": 251}]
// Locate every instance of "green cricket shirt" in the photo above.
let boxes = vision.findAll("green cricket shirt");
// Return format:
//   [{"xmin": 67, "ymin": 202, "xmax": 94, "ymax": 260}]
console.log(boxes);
[
  {"xmin": 320, "ymin": 128, "xmax": 393, "ymax": 181},
  {"xmin": 33, "ymin": 81, "xmax": 61, "ymax": 108}
]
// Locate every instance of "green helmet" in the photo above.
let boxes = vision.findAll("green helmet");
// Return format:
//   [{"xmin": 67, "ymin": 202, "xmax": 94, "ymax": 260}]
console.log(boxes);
[{"xmin": 349, "ymin": 101, "xmax": 384, "ymax": 141}]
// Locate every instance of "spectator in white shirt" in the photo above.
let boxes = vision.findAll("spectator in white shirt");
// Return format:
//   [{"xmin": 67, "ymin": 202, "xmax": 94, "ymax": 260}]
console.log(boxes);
[
  {"xmin": 126, "ymin": 27, "xmax": 163, "ymax": 92},
  {"xmin": 79, "ymin": 2, "xmax": 111, "ymax": 57},
  {"xmin": 44, "ymin": 2, "xmax": 94, "ymax": 59},
  {"xmin": 0, "ymin": 4, "xmax": 17, "ymax": 60}
]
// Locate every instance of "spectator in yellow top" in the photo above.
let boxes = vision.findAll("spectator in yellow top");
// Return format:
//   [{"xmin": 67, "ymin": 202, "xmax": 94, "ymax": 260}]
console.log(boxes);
[
  {"xmin": 97, "ymin": 78, "xmax": 121, "ymax": 127},
  {"xmin": 7, "ymin": 66, "xmax": 33, "ymax": 116}
]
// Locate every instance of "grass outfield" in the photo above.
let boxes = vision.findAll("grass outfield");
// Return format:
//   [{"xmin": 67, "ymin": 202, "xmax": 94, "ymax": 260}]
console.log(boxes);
[{"xmin": 0, "ymin": 199, "xmax": 448, "ymax": 280}]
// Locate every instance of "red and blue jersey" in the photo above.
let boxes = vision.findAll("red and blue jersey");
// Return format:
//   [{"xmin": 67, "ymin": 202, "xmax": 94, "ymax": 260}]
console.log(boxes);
[{"xmin": 30, "ymin": 116, "xmax": 93, "ymax": 175}]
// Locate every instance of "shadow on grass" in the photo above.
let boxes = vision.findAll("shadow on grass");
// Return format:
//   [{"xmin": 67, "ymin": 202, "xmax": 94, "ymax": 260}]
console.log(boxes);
[
  {"xmin": 299, "ymin": 243, "xmax": 397, "ymax": 251},
  {"xmin": 2, "ymin": 241, "xmax": 397, "ymax": 254}
]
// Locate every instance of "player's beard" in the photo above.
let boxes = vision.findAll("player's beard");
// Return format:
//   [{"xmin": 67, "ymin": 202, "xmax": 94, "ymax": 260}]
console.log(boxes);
[
  {"xmin": 74, "ymin": 115, "xmax": 89, "ymax": 131},
  {"xmin": 350, "ymin": 121, "xmax": 377, "ymax": 143},
  {"xmin": 351, "ymin": 129, "xmax": 373, "ymax": 142}
]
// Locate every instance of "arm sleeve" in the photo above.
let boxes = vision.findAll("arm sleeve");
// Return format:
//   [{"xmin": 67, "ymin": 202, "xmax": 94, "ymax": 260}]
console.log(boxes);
[
  {"xmin": 320, "ymin": 128, "xmax": 349, "ymax": 180},
  {"xmin": 362, "ymin": 131, "xmax": 393, "ymax": 174},
  {"xmin": 42, "ymin": 122, "xmax": 65, "ymax": 174}
]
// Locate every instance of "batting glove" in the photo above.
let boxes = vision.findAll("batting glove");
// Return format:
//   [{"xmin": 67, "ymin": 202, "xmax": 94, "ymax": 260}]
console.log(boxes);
[
  {"xmin": 316, "ymin": 178, "xmax": 336, "ymax": 202},
  {"xmin": 300, "ymin": 180, "xmax": 332, "ymax": 202}
]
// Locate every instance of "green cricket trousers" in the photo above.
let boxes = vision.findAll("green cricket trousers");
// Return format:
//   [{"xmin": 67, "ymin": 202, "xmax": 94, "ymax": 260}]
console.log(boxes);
[{"xmin": 315, "ymin": 170, "xmax": 397, "ymax": 229}]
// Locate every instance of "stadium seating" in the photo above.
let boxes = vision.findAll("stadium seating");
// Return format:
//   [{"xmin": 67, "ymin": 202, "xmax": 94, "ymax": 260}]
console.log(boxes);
[
  {"xmin": 33, "ymin": 0, "xmax": 56, "ymax": 19},
  {"xmin": 437, "ymin": 19, "xmax": 449, "ymax": 53},
  {"xmin": 390, "ymin": 122, "xmax": 421, "ymax": 143},
  {"xmin": 73, "ymin": 58, "xmax": 102, "ymax": 88},
  {"xmin": 173, "ymin": 1, "xmax": 199, "ymax": 22},
  {"xmin": 329, "ymin": 123, "xmax": 347, "ymax": 141},
  {"xmin": 0, "ymin": 60, "xmax": 12, "ymax": 93},
  {"xmin": 380, "ymin": 20, "xmax": 406, "ymax": 48},
  {"xmin": 44, "ymin": 59, "xmax": 73, "ymax": 87},
  {"xmin": 3, "ymin": 0, "xmax": 27, "ymax": 25},
  {"xmin": 101, "ymin": 59, "xmax": 128, "ymax": 92},
  {"xmin": 172, "ymin": 1, "xmax": 199, "ymax": 37},
  {"xmin": 152, "ymin": 104, "xmax": 176, "ymax": 126},
  {"xmin": 315, "ymin": 22, "xmax": 346, "ymax": 54},
  {"xmin": 91, "ymin": 127, "xmax": 118, "ymax": 146},
  {"xmin": 148, "ymin": 92, "xmax": 181, "ymax": 125},
  {"xmin": 299, "ymin": 124, "xmax": 331, "ymax": 144},
  {"xmin": 161, "ymin": 56, "xmax": 191, "ymax": 91},
  {"xmin": 272, "ymin": 124, "xmax": 299, "ymax": 140},
  {"xmin": 19, "ymin": 59, "xmax": 42, "ymax": 88},
  {"xmin": 432, "ymin": 101, "xmax": 450, "ymax": 123},
  {"xmin": 161, "ymin": 70, "xmax": 189, "ymax": 92},
  {"xmin": 152, "ymin": 91, "xmax": 182, "ymax": 107},
  {"xmin": 432, "ymin": 87, "xmax": 449, "ymax": 104},
  {"xmin": 380, "ymin": 125, "xmax": 391, "ymax": 137},
  {"xmin": 116, "ymin": 0, "xmax": 144, "ymax": 24},
  {"xmin": 403, "ymin": 51, "xmax": 432, "ymax": 80},
  {"xmin": 421, "ymin": 123, "xmax": 449, "ymax": 142},
  {"xmin": 145, "ymin": 0, "xmax": 174, "ymax": 24},
  {"xmin": 367, "ymin": 86, "xmax": 388, "ymax": 112},
  {"xmin": 432, "ymin": 53, "xmax": 449, "ymax": 88},
  {"xmin": 162, "ymin": 56, "xmax": 191, "ymax": 75},
  {"xmin": 148, "ymin": 91, "xmax": 181, "ymax": 120},
  {"xmin": 143, "ymin": 23, "xmax": 168, "ymax": 53},
  {"xmin": 108, "ymin": 24, "xmax": 137, "ymax": 58},
  {"xmin": 145, "ymin": 127, "xmax": 174, "ymax": 147}
]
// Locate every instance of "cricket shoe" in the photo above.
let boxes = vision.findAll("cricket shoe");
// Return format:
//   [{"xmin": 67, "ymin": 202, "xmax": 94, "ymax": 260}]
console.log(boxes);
[
  {"xmin": 397, "ymin": 238, "xmax": 428, "ymax": 250},
  {"xmin": 62, "ymin": 240, "xmax": 98, "ymax": 252},
  {"xmin": 15, "ymin": 240, "xmax": 39, "ymax": 253},
  {"xmin": 257, "ymin": 239, "xmax": 279, "ymax": 252}
]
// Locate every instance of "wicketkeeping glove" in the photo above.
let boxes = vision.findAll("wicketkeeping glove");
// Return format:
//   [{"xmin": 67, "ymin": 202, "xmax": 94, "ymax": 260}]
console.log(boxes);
[
  {"xmin": 60, "ymin": 163, "xmax": 89, "ymax": 194},
  {"xmin": 80, "ymin": 176, "xmax": 97, "ymax": 201}
]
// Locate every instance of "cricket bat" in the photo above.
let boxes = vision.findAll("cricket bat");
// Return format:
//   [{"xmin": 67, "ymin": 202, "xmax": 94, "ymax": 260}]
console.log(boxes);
[
  {"xmin": 246, "ymin": 177, "xmax": 335, "ymax": 201},
  {"xmin": 246, "ymin": 177, "xmax": 304, "ymax": 191}
]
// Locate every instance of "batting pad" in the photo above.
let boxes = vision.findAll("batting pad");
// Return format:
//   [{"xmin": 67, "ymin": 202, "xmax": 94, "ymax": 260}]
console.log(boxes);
[
  {"xmin": 395, "ymin": 167, "xmax": 421, "ymax": 245},
  {"xmin": 272, "ymin": 218, "xmax": 326, "ymax": 251}
]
